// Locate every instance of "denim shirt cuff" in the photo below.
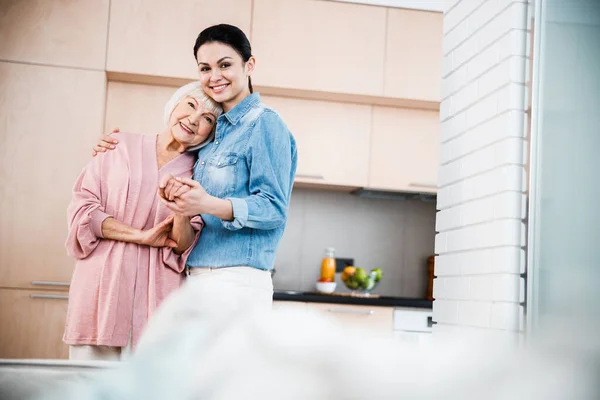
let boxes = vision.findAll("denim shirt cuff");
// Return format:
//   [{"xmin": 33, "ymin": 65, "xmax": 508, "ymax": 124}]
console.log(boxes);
[{"xmin": 222, "ymin": 198, "xmax": 248, "ymax": 230}]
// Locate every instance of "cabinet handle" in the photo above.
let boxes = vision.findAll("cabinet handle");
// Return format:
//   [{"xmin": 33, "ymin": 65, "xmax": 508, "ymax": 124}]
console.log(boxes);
[
  {"xmin": 30, "ymin": 294, "xmax": 69, "ymax": 300},
  {"xmin": 31, "ymin": 281, "xmax": 70, "ymax": 287},
  {"xmin": 295, "ymin": 174, "xmax": 325, "ymax": 180},
  {"xmin": 326, "ymin": 308, "xmax": 374, "ymax": 315},
  {"xmin": 408, "ymin": 182, "xmax": 438, "ymax": 189}
]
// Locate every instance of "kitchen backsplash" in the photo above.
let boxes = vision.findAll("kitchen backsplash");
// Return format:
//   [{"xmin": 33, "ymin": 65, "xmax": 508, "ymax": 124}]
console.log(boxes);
[{"xmin": 274, "ymin": 187, "xmax": 436, "ymax": 298}]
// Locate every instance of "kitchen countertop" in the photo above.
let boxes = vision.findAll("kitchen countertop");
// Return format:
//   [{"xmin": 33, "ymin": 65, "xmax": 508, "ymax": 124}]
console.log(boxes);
[{"xmin": 273, "ymin": 291, "xmax": 432, "ymax": 309}]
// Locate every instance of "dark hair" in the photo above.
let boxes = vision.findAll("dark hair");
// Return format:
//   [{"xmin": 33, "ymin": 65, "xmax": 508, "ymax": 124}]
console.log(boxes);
[{"xmin": 194, "ymin": 24, "xmax": 253, "ymax": 93}]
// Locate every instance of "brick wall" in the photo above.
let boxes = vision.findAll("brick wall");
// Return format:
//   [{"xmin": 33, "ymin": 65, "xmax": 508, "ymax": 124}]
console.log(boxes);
[{"xmin": 433, "ymin": 0, "xmax": 532, "ymax": 340}]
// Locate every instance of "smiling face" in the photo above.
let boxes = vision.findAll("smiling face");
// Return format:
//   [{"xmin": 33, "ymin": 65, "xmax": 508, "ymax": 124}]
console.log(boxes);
[
  {"xmin": 196, "ymin": 41, "xmax": 255, "ymax": 112},
  {"xmin": 167, "ymin": 96, "xmax": 216, "ymax": 149}
]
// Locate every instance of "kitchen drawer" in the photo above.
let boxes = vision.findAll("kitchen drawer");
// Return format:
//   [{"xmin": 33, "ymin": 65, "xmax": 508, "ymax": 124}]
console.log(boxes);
[
  {"xmin": 0, "ymin": 288, "xmax": 69, "ymax": 359},
  {"xmin": 306, "ymin": 303, "xmax": 394, "ymax": 337},
  {"xmin": 393, "ymin": 308, "xmax": 433, "ymax": 333}
]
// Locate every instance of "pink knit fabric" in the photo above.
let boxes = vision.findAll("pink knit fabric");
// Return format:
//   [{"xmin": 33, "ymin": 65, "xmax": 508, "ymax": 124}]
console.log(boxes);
[{"xmin": 63, "ymin": 132, "xmax": 202, "ymax": 348}]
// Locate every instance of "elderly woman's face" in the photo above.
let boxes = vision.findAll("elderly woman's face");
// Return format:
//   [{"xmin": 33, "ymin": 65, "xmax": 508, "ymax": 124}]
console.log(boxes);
[{"xmin": 168, "ymin": 96, "xmax": 216, "ymax": 148}]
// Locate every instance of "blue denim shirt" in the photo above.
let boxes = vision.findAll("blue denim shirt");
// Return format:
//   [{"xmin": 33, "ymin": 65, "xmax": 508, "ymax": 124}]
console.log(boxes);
[{"xmin": 186, "ymin": 93, "xmax": 297, "ymax": 271}]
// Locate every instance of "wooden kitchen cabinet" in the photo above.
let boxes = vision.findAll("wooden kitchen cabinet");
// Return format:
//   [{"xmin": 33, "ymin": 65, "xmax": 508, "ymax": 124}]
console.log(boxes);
[
  {"xmin": 262, "ymin": 95, "xmax": 371, "ymax": 187},
  {"xmin": 384, "ymin": 9, "xmax": 443, "ymax": 102},
  {"xmin": 0, "ymin": 288, "xmax": 69, "ymax": 359},
  {"xmin": 105, "ymin": 81, "xmax": 177, "ymax": 134},
  {"xmin": 252, "ymin": 0, "xmax": 387, "ymax": 96},
  {"xmin": 106, "ymin": 0, "xmax": 252, "ymax": 79},
  {"xmin": 368, "ymin": 106, "xmax": 440, "ymax": 193},
  {"xmin": 0, "ymin": 0, "xmax": 109, "ymax": 69},
  {"xmin": 0, "ymin": 62, "xmax": 106, "ymax": 289}
]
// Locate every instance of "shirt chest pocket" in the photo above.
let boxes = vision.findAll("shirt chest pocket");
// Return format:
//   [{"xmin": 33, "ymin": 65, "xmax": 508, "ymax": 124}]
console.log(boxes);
[{"xmin": 205, "ymin": 152, "xmax": 239, "ymax": 198}]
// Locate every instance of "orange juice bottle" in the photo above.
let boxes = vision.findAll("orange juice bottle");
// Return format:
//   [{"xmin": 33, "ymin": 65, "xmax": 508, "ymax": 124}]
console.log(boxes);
[{"xmin": 320, "ymin": 247, "xmax": 336, "ymax": 282}]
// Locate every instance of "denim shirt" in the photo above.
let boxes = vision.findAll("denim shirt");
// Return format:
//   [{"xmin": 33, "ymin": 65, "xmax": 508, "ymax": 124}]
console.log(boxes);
[{"xmin": 186, "ymin": 93, "xmax": 297, "ymax": 271}]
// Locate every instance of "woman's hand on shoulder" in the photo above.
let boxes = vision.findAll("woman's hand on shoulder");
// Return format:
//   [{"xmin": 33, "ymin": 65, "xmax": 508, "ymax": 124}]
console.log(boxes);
[{"xmin": 92, "ymin": 128, "xmax": 120, "ymax": 157}]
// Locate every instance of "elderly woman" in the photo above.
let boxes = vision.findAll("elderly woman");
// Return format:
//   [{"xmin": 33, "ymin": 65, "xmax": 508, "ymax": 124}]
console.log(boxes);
[{"xmin": 63, "ymin": 82, "xmax": 222, "ymax": 361}]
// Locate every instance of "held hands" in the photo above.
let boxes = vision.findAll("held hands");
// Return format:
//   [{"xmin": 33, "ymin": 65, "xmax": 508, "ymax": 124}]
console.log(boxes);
[{"xmin": 158, "ymin": 174, "xmax": 211, "ymax": 217}]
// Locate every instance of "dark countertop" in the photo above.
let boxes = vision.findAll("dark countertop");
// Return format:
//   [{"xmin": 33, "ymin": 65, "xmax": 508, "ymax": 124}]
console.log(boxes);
[{"xmin": 273, "ymin": 291, "xmax": 433, "ymax": 309}]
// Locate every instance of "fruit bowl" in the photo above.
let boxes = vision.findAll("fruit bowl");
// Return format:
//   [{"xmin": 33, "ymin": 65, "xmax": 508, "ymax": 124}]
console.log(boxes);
[
  {"xmin": 315, "ymin": 281, "xmax": 337, "ymax": 293},
  {"xmin": 341, "ymin": 267, "xmax": 382, "ymax": 294}
]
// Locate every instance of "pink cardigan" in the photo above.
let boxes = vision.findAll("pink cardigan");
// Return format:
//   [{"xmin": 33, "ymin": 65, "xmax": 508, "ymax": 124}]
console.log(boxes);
[{"xmin": 63, "ymin": 132, "xmax": 203, "ymax": 348}]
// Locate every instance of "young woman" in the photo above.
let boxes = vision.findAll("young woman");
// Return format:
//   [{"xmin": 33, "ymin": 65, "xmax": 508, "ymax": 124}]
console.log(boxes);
[
  {"xmin": 92, "ymin": 24, "xmax": 297, "ymax": 341},
  {"xmin": 65, "ymin": 82, "xmax": 222, "ymax": 360}
]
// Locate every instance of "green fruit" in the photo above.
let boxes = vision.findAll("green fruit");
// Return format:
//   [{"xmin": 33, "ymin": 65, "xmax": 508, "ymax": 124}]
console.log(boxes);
[
  {"xmin": 346, "ymin": 279, "xmax": 359, "ymax": 290},
  {"xmin": 371, "ymin": 268, "xmax": 383, "ymax": 282},
  {"xmin": 354, "ymin": 268, "xmax": 368, "ymax": 284}
]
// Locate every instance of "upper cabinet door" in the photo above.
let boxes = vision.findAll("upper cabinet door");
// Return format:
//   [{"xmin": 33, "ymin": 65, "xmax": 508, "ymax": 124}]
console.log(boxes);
[
  {"xmin": 252, "ymin": 0, "xmax": 387, "ymax": 96},
  {"xmin": 0, "ymin": 62, "xmax": 106, "ymax": 288},
  {"xmin": 107, "ymin": 0, "xmax": 252, "ymax": 79},
  {"xmin": 262, "ymin": 96, "xmax": 371, "ymax": 188},
  {"xmin": 105, "ymin": 81, "xmax": 176, "ymax": 134},
  {"xmin": 384, "ymin": 10, "xmax": 443, "ymax": 102},
  {"xmin": 0, "ymin": 0, "xmax": 109, "ymax": 69},
  {"xmin": 369, "ymin": 106, "xmax": 439, "ymax": 193}
]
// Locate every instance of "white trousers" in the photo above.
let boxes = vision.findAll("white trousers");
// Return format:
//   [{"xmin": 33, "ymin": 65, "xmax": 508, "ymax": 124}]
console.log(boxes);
[{"xmin": 134, "ymin": 266, "xmax": 273, "ymax": 353}]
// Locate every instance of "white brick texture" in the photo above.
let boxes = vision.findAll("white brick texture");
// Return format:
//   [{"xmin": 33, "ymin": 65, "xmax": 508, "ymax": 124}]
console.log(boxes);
[{"xmin": 434, "ymin": 0, "xmax": 530, "ymax": 337}]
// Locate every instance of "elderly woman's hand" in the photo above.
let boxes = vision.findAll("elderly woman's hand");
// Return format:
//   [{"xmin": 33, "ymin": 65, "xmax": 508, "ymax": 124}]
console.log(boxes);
[{"xmin": 138, "ymin": 215, "xmax": 177, "ymax": 248}]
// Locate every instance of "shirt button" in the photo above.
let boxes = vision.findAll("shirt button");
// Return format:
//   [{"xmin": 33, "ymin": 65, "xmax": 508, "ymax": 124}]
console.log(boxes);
[
  {"xmin": 215, "ymin": 141, "xmax": 219, "ymax": 145},
  {"xmin": 217, "ymin": 162, "xmax": 221, "ymax": 166},
  {"xmin": 201, "ymin": 161, "xmax": 205, "ymax": 165}
]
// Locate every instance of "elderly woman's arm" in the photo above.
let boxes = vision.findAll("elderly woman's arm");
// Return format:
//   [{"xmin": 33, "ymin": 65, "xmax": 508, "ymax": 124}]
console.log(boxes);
[
  {"xmin": 170, "ymin": 215, "xmax": 196, "ymax": 255},
  {"xmin": 101, "ymin": 216, "xmax": 177, "ymax": 249},
  {"xmin": 67, "ymin": 155, "xmax": 179, "ymax": 259}
]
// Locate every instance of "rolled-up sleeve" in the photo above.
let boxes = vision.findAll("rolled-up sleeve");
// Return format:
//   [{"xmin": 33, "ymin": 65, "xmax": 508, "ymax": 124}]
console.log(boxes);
[
  {"xmin": 65, "ymin": 156, "xmax": 112, "ymax": 259},
  {"xmin": 222, "ymin": 110, "xmax": 297, "ymax": 231}
]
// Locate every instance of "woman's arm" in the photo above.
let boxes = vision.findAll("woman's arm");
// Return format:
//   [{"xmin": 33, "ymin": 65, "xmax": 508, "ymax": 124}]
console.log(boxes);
[
  {"xmin": 92, "ymin": 129, "xmax": 120, "ymax": 157},
  {"xmin": 101, "ymin": 216, "xmax": 177, "ymax": 249},
  {"xmin": 224, "ymin": 110, "xmax": 297, "ymax": 230},
  {"xmin": 159, "ymin": 111, "xmax": 297, "ymax": 230},
  {"xmin": 169, "ymin": 214, "xmax": 196, "ymax": 255}
]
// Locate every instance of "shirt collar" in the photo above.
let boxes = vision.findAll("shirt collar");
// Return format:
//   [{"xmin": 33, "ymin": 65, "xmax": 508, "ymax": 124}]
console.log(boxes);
[{"xmin": 221, "ymin": 93, "xmax": 261, "ymax": 126}]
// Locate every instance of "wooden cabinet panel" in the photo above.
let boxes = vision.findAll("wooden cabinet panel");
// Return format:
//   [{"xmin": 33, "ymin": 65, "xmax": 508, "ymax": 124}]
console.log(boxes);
[
  {"xmin": 252, "ymin": 0, "xmax": 387, "ymax": 96},
  {"xmin": 0, "ymin": 288, "xmax": 69, "ymax": 359},
  {"xmin": 306, "ymin": 303, "xmax": 394, "ymax": 337},
  {"xmin": 107, "ymin": 0, "xmax": 252, "ymax": 79},
  {"xmin": 0, "ymin": 0, "xmax": 109, "ymax": 69},
  {"xmin": 369, "ymin": 106, "xmax": 439, "ymax": 193},
  {"xmin": 105, "ymin": 81, "xmax": 177, "ymax": 134},
  {"xmin": 384, "ymin": 10, "xmax": 443, "ymax": 101},
  {"xmin": 0, "ymin": 62, "xmax": 106, "ymax": 288},
  {"xmin": 262, "ymin": 95, "xmax": 371, "ymax": 187}
]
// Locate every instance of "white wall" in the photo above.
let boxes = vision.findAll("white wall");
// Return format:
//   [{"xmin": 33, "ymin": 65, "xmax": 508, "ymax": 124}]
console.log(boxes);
[{"xmin": 433, "ymin": 0, "xmax": 531, "ymax": 340}]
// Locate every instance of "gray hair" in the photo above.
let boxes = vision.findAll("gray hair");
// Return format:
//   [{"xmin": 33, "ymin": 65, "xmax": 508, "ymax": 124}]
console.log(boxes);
[{"xmin": 163, "ymin": 81, "xmax": 223, "ymax": 151}]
